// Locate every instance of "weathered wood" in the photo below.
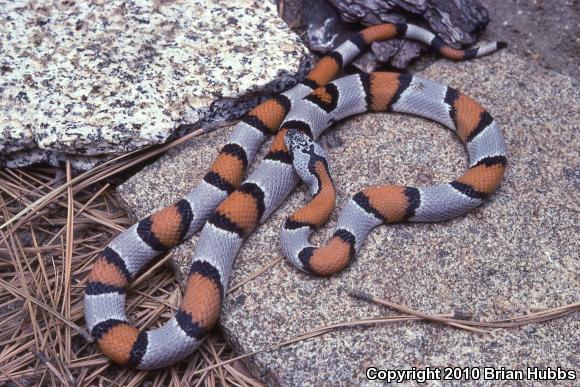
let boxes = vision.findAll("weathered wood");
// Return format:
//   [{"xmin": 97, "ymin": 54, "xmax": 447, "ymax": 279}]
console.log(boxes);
[{"xmin": 279, "ymin": 0, "xmax": 490, "ymax": 70}]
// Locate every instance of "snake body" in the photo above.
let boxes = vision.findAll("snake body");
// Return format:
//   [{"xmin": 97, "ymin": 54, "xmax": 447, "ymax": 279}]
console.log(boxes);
[
  {"xmin": 280, "ymin": 72, "xmax": 507, "ymax": 274},
  {"xmin": 85, "ymin": 23, "xmax": 507, "ymax": 369}
]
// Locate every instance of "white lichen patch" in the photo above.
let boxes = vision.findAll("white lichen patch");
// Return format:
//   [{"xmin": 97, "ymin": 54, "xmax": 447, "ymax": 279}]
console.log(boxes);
[{"xmin": 0, "ymin": 0, "xmax": 308, "ymax": 167}]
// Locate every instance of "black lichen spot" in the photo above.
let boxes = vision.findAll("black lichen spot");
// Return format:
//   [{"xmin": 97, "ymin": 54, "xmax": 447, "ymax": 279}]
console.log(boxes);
[
  {"xmin": 0, "ymin": 65, "xmax": 12, "ymax": 74},
  {"xmin": 15, "ymin": 91, "xmax": 29, "ymax": 103}
]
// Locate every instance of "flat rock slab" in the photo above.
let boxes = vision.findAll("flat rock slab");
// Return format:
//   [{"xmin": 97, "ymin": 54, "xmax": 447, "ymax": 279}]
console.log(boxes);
[
  {"xmin": 117, "ymin": 52, "xmax": 579, "ymax": 385},
  {"xmin": 0, "ymin": 0, "xmax": 307, "ymax": 169}
]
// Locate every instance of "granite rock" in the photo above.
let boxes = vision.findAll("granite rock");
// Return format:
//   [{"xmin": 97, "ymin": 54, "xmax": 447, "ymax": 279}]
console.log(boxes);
[
  {"xmin": 117, "ymin": 52, "xmax": 578, "ymax": 385},
  {"xmin": 0, "ymin": 0, "xmax": 308, "ymax": 168}
]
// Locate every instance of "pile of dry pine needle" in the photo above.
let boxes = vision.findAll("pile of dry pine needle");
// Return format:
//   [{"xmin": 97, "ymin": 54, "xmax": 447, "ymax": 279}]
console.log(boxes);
[
  {"xmin": 1, "ymin": 130, "xmax": 578, "ymax": 386},
  {"xmin": 0, "ymin": 132, "xmax": 263, "ymax": 386}
]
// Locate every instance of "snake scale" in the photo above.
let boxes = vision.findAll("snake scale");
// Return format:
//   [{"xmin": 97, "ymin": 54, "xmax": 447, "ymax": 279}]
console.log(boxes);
[{"xmin": 85, "ymin": 23, "xmax": 507, "ymax": 369}]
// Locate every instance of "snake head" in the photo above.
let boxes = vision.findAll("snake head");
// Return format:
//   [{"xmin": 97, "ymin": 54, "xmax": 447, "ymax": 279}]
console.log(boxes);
[
  {"xmin": 284, "ymin": 128, "xmax": 318, "ymax": 181},
  {"xmin": 284, "ymin": 128, "xmax": 330, "ymax": 193},
  {"xmin": 284, "ymin": 128, "xmax": 311, "ymax": 158},
  {"xmin": 284, "ymin": 128, "xmax": 326, "ymax": 159}
]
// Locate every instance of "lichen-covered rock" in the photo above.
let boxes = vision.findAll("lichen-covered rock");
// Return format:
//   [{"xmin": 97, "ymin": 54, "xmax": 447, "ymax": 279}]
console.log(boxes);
[
  {"xmin": 0, "ymin": 148, "xmax": 112, "ymax": 171},
  {"xmin": 0, "ymin": 0, "xmax": 308, "ymax": 169}
]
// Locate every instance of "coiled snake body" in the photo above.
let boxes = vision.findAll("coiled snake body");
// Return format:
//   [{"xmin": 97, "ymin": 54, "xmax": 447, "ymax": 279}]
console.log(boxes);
[{"xmin": 85, "ymin": 23, "xmax": 507, "ymax": 369}]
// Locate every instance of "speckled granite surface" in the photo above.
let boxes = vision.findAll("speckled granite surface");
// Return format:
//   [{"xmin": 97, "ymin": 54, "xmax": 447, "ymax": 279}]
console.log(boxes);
[
  {"xmin": 117, "ymin": 52, "xmax": 579, "ymax": 385},
  {"xmin": 0, "ymin": 0, "xmax": 308, "ymax": 168}
]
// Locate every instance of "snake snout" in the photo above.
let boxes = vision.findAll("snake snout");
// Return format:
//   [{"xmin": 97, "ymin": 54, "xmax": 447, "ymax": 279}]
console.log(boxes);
[{"xmin": 284, "ymin": 128, "xmax": 310, "ymax": 155}]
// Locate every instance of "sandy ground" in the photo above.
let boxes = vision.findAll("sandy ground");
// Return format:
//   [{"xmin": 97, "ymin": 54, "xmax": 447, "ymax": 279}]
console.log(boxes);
[{"xmin": 482, "ymin": 0, "xmax": 579, "ymax": 79}]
